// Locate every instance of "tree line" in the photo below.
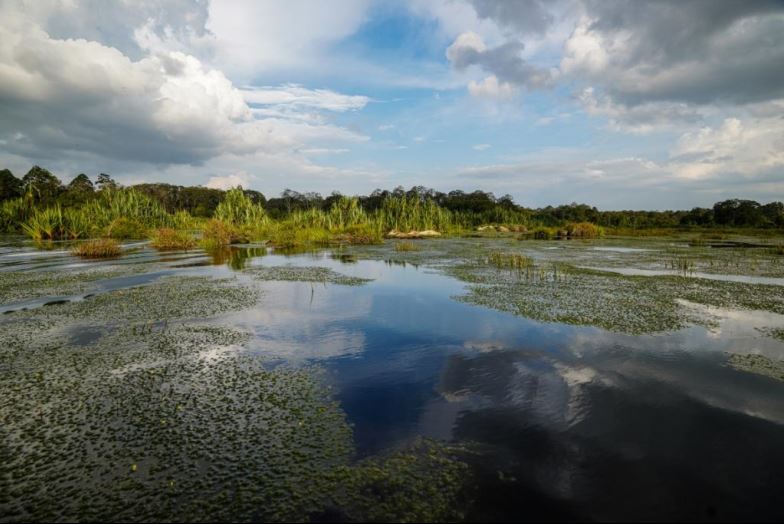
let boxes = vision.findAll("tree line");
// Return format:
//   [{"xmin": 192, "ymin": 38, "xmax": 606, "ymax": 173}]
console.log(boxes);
[{"xmin": 1, "ymin": 166, "xmax": 782, "ymax": 229}]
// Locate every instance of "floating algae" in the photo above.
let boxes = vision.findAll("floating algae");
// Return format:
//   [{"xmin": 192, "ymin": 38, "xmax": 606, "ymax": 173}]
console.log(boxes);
[
  {"xmin": 726, "ymin": 353, "xmax": 784, "ymax": 382},
  {"xmin": 244, "ymin": 265, "xmax": 372, "ymax": 286},
  {"xmin": 0, "ymin": 268, "xmax": 478, "ymax": 522}
]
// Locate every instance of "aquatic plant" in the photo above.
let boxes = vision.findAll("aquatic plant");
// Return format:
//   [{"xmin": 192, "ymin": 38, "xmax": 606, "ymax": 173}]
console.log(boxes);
[
  {"xmin": 71, "ymin": 238, "xmax": 122, "ymax": 258},
  {"xmin": 149, "ymin": 228, "xmax": 197, "ymax": 250},
  {"xmin": 394, "ymin": 241, "xmax": 420, "ymax": 252},
  {"xmin": 488, "ymin": 251, "xmax": 533, "ymax": 271},
  {"xmin": 668, "ymin": 256, "xmax": 696, "ymax": 275}
]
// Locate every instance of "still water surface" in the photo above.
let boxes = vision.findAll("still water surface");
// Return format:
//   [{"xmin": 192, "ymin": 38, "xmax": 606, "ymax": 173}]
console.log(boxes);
[{"xmin": 3, "ymin": 240, "xmax": 784, "ymax": 521}]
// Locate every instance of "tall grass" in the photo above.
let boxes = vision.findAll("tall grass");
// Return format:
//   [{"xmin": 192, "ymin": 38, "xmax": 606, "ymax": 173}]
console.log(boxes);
[
  {"xmin": 214, "ymin": 188, "xmax": 267, "ymax": 227},
  {"xmin": 376, "ymin": 194, "xmax": 452, "ymax": 232},
  {"xmin": 21, "ymin": 189, "xmax": 173, "ymax": 240},
  {"xmin": 0, "ymin": 197, "xmax": 31, "ymax": 233}
]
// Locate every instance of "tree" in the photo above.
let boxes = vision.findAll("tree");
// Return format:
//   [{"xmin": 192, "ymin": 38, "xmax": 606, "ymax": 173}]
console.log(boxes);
[
  {"xmin": 22, "ymin": 166, "xmax": 63, "ymax": 205},
  {"xmin": 0, "ymin": 169, "xmax": 23, "ymax": 201},
  {"xmin": 96, "ymin": 173, "xmax": 119, "ymax": 191},
  {"xmin": 60, "ymin": 174, "xmax": 96, "ymax": 206}
]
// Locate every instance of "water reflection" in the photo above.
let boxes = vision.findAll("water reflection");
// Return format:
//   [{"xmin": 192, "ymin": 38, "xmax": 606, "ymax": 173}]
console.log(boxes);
[{"xmin": 3, "ymin": 238, "xmax": 784, "ymax": 521}]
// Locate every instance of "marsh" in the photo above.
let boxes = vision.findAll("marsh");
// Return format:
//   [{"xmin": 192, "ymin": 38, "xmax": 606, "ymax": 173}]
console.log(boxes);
[{"xmin": 2, "ymin": 234, "xmax": 784, "ymax": 522}]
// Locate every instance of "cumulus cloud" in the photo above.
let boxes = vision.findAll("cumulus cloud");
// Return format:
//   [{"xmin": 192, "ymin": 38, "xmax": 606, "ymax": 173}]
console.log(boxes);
[
  {"xmin": 447, "ymin": 31, "xmax": 555, "ymax": 94},
  {"xmin": 0, "ymin": 1, "xmax": 370, "ymax": 172},
  {"xmin": 469, "ymin": 0, "xmax": 555, "ymax": 36},
  {"xmin": 671, "ymin": 116, "xmax": 784, "ymax": 180},
  {"xmin": 563, "ymin": 1, "xmax": 784, "ymax": 106},
  {"xmin": 205, "ymin": 171, "xmax": 254, "ymax": 190}
]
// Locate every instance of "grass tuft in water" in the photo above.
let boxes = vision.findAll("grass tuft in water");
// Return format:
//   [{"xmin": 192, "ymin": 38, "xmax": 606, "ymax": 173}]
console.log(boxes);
[
  {"xmin": 149, "ymin": 228, "xmax": 197, "ymax": 250},
  {"xmin": 71, "ymin": 238, "xmax": 122, "ymax": 258},
  {"xmin": 394, "ymin": 241, "xmax": 420, "ymax": 252}
]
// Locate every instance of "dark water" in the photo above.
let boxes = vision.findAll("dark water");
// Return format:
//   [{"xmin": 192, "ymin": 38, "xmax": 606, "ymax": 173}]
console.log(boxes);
[{"xmin": 3, "ymin": 239, "xmax": 784, "ymax": 521}]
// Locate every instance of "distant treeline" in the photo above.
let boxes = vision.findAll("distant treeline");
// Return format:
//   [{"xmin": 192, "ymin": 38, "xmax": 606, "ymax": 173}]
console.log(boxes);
[{"xmin": 2, "ymin": 166, "xmax": 782, "ymax": 229}]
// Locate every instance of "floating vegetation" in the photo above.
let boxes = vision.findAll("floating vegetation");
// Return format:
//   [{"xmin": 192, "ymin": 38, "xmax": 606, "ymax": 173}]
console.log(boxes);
[
  {"xmin": 149, "ymin": 228, "xmax": 197, "ymax": 250},
  {"xmin": 245, "ymin": 266, "xmax": 372, "ymax": 286},
  {"xmin": 726, "ymin": 353, "xmax": 784, "ymax": 382},
  {"xmin": 323, "ymin": 439, "xmax": 471, "ymax": 522},
  {"xmin": 70, "ymin": 238, "xmax": 122, "ymax": 258},
  {"xmin": 394, "ymin": 241, "xmax": 420, "ymax": 252}
]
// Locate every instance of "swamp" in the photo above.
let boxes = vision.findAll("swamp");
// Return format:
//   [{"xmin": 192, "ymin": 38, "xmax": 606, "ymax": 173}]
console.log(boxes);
[{"xmin": 2, "ymin": 231, "xmax": 784, "ymax": 522}]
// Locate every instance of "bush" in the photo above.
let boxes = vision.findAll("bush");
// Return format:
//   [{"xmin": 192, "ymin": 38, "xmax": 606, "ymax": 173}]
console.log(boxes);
[
  {"xmin": 530, "ymin": 227, "xmax": 555, "ymax": 240},
  {"xmin": 567, "ymin": 222, "xmax": 602, "ymax": 239},
  {"xmin": 149, "ymin": 228, "xmax": 197, "ymax": 250},
  {"xmin": 201, "ymin": 219, "xmax": 248, "ymax": 249},
  {"xmin": 71, "ymin": 238, "xmax": 121, "ymax": 258},
  {"xmin": 105, "ymin": 217, "xmax": 147, "ymax": 239}
]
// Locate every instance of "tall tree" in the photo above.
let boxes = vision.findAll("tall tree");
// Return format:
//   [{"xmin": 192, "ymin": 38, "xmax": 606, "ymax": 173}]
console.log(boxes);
[
  {"xmin": 96, "ymin": 173, "xmax": 119, "ymax": 191},
  {"xmin": 60, "ymin": 174, "xmax": 95, "ymax": 206},
  {"xmin": 22, "ymin": 166, "xmax": 63, "ymax": 205},
  {"xmin": 0, "ymin": 168, "xmax": 23, "ymax": 201}
]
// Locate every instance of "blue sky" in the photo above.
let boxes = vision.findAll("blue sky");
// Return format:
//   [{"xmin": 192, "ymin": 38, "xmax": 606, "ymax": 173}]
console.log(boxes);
[{"xmin": 1, "ymin": 0, "xmax": 783, "ymax": 209}]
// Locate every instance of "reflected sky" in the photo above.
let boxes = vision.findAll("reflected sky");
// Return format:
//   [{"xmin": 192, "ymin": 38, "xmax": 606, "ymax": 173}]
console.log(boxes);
[{"xmin": 3, "ymin": 239, "xmax": 784, "ymax": 521}]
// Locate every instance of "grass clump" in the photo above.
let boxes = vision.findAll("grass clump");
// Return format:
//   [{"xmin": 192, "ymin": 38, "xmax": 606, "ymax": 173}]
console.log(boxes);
[
  {"xmin": 525, "ymin": 226, "xmax": 556, "ymax": 240},
  {"xmin": 71, "ymin": 238, "xmax": 122, "ymax": 258},
  {"xmin": 200, "ymin": 218, "xmax": 250, "ymax": 249},
  {"xmin": 488, "ymin": 251, "xmax": 533, "ymax": 271},
  {"xmin": 394, "ymin": 241, "xmax": 420, "ymax": 252},
  {"xmin": 567, "ymin": 221, "xmax": 603, "ymax": 239},
  {"xmin": 149, "ymin": 228, "xmax": 197, "ymax": 250},
  {"xmin": 105, "ymin": 217, "xmax": 148, "ymax": 239}
]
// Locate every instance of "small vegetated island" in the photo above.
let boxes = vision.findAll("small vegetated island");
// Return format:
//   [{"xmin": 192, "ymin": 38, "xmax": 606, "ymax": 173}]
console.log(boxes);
[{"xmin": 2, "ymin": 165, "xmax": 784, "ymax": 522}]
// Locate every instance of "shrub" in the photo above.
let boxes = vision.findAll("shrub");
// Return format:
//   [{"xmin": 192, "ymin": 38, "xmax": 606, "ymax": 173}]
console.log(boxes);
[
  {"xmin": 530, "ymin": 227, "xmax": 555, "ymax": 240},
  {"xmin": 105, "ymin": 217, "xmax": 148, "ymax": 239},
  {"xmin": 71, "ymin": 238, "xmax": 121, "ymax": 258},
  {"xmin": 149, "ymin": 228, "xmax": 197, "ymax": 250},
  {"xmin": 567, "ymin": 222, "xmax": 602, "ymax": 239},
  {"xmin": 201, "ymin": 219, "xmax": 248, "ymax": 249}
]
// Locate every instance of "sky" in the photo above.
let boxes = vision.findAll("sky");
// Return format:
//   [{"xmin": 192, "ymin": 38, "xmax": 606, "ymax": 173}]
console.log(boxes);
[{"xmin": 0, "ymin": 0, "xmax": 783, "ymax": 210}]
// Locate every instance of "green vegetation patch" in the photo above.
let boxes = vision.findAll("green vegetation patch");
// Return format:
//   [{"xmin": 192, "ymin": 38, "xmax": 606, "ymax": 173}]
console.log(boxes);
[
  {"xmin": 0, "ymin": 265, "xmax": 147, "ymax": 305},
  {"xmin": 726, "ymin": 353, "xmax": 784, "ymax": 382},
  {"xmin": 245, "ymin": 265, "xmax": 372, "ymax": 286}
]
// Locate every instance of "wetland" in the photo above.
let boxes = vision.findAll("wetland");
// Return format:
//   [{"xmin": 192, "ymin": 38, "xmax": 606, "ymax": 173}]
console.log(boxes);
[{"xmin": 2, "ymin": 233, "xmax": 784, "ymax": 522}]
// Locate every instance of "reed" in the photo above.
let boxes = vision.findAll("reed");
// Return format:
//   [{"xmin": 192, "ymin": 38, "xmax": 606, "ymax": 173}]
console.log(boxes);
[
  {"xmin": 214, "ymin": 188, "xmax": 267, "ymax": 227},
  {"xmin": 488, "ymin": 251, "xmax": 534, "ymax": 270}
]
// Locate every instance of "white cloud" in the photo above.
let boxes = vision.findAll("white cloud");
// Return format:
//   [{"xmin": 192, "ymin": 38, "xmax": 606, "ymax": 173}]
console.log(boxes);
[
  {"xmin": 0, "ymin": 2, "xmax": 370, "ymax": 173},
  {"xmin": 671, "ymin": 117, "xmax": 784, "ymax": 180},
  {"xmin": 468, "ymin": 75, "xmax": 516, "ymax": 99},
  {"xmin": 241, "ymin": 84, "xmax": 370, "ymax": 112},
  {"xmin": 472, "ymin": 143, "xmax": 491, "ymax": 151},
  {"xmin": 205, "ymin": 171, "xmax": 254, "ymax": 190}
]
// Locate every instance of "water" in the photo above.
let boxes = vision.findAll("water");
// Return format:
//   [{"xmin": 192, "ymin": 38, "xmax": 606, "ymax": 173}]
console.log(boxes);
[{"xmin": 2, "ymin": 237, "xmax": 784, "ymax": 521}]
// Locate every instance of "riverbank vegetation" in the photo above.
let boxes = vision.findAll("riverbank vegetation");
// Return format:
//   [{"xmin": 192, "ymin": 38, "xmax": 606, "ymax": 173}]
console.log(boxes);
[{"xmin": 1, "ymin": 166, "xmax": 783, "ymax": 249}]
